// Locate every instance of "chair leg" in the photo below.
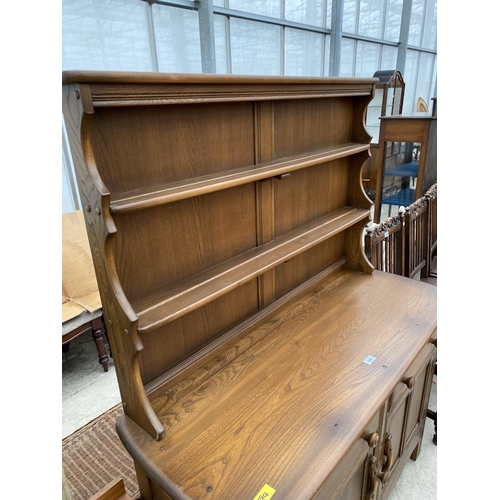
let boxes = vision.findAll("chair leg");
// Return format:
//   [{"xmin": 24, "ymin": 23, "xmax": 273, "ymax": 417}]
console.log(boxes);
[
  {"xmin": 91, "ymin": 317, "xmax": 109, "ymax": 372},
  {"xmin": 427, "ymin": 409, "xmax": 437, "ymax": 445}
]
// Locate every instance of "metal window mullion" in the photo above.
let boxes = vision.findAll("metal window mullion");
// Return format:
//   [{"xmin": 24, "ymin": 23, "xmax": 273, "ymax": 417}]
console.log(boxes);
[
  {"xmin": 321, "ymin": 33, "xmax": 326, "ymax": 76},
  {"xmin": 143, "ymin": 0, "xmax": 196, "ymax": 10},
  {"xmin": 225, "ymin": 14, "xmax": 232, "ymax": 73},
  {"xmin": 342, "ymin": 32, "xmax": 398, "ymax": 47},
  {"xmin": 353, "ymin": 39, "xmax": 358, "ymax": 76},
  {"xmin": 396, "ymin": 0, "xmax": 412, "ymax": 74},
  {"xmin": 321, "ymin": 0, "xmax": 328, "ymax": 75},
  {"xmin": 329, "ymin": 0, "xmax": 344, "ymax": 76},
  {"xmin": 322, "ymin": 0, "xmax": 328, "ymax": 27},
  {"xmin": 213, "ymin": 6, "xmax": 330, "ymax": 34},
  {"xmin": 407, "ymin": 44, "xmax": 436, "ymax": 54},
  {"xmin": 409, "ymin": 50, "xmax": 420, "ymax": 107},
  {"xmin": 280, "ymin": 26, "xmax": 285, "ymax": 75},
  {"xmin": 145, "ymin": 1, "xmax": 160, "ymax": 72},
  {"xmin": 355, "ymin": 0, "xmax": 361, "ymax": 34},
  {"xmin": 381, "ymin": 0, "xmax": 388, "ymax": 40},
  {"xmin": 198, "ymin": 0, "xmax": 216, "ymax": 73}
]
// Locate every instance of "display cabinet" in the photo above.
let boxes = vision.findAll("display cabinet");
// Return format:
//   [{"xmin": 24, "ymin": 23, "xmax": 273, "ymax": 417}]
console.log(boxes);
[
  {"xmin": 362, "ymin": 70, "xmax": 405, "ymax": 199},
  {"xmin": 373, "ymin": 111, "xmax": 437, "ymax": 223}
]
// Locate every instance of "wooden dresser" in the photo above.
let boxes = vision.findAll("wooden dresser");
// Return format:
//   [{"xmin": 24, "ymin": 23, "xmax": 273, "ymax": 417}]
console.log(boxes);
[{"xmin": 62, "ymin": 71, "xmax": 437, "ymax": 500}]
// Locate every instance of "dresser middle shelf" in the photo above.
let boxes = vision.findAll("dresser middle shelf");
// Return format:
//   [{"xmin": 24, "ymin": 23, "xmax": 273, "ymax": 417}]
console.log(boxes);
[
  {"xmin": 133, "ymin": 206, "xmax": 369, "ymax": 333},
  {"xmin": 109, "ymin": 143, "xmax": 370, "ymax": 214}
]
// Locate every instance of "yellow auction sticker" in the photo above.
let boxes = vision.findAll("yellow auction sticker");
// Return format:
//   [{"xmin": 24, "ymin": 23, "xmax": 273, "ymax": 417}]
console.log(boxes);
[{"xmin": 252, "ymin": 484, "xmax": 276, "ymax": 500}]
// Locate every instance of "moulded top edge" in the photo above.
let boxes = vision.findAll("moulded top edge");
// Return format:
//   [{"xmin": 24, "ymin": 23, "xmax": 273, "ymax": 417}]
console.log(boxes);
[{"xmin": 62, "ymin": 70, "xmax": 378, "ymax": 86}]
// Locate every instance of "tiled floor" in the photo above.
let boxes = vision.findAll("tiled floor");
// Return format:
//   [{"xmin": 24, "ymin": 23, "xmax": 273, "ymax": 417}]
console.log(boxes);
[{"xmin": 62, "ymin": 329, "xmax": 437, "ymax": 499}]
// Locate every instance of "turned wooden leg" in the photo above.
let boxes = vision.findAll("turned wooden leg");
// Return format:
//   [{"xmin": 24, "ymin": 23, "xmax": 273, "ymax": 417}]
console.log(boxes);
[{"xmin": 91, "ymin": 317, "xmax": 109, "ymax": 372}]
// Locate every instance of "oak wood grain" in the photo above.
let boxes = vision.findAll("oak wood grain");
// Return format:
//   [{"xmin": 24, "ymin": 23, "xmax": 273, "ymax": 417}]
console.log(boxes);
[
  {"xmin": 117, "ymin": 270, "xmax": 436, "ymax": 500},
  {"xmin": 63, "ymin": 73, "xmax": 435, "ymax": 499}
]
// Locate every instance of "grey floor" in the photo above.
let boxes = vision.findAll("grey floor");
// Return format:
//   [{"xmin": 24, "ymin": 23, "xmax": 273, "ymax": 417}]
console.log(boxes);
[{"xmin": 62, "ymin": 332, "xmax": 437, "ymax": 499}]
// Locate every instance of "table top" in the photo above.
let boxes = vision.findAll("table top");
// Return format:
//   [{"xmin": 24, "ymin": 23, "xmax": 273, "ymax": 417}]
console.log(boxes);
[{"xmin": 117, "ymin": 269, "xmax": 437, "ymax": 500}]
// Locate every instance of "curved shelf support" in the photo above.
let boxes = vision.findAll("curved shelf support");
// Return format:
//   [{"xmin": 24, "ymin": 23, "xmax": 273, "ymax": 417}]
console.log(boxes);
[{"xmin": 65, "ymin": 95, "xmax": 165, "ymax": 439}]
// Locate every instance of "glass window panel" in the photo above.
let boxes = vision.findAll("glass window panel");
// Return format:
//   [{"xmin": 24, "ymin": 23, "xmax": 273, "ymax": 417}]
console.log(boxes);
[
  {"xmin": 366, "ymin": 87, "xmax": 384, "ymax": 143},
  {"xmin": 408, "ymin": 0, "xmax": 424, "ymax": 46},
  {"xmin": 230, "ymin": 18, "xmax": 281, "ymax": 75},
  {"xmin": 421, "ymin": 0, "xmax": 437, "ymax": 50},
  {"xmin": 153, "ymin": 4, "xmax": 201, "ymax": 73},
  {"xmin": 414, "ymin": 52, "xmax": 437, "ymax": 109},
  {"xmin": 229, "ymin": 0, "xmax": 281, "ymax": 18},
  {"xmin": 355, "ymin": 40, "xmax": 380, "ymax": 77},
  {"xmin": 285, "ymin": 28, "xmax": 323, "ymax": 76},
  {"xmin": 214, "ymin": 14, "xmax": 229, "ymax": 74},
  {"xmin": 342, "ymin": 0, "xmax": 358, "ymax": 33},
  {"xmin": 213, "ymin": 0, "xmax": 225, "ymax": 6},
  {"xmin": 402, "ymin": 49, "xmax": 419, "ymax": 113},
  {"xmin": 380, "ymin": 45, "xmax": 397, "ymax": 69},
  {"xmin": 384, "ymin": 0, "xmax": 403, "ymax": 42},
  {"xmin": 62, "ymin": 0, "xmax": 152, "ymax": 71},
  {"xmin": 285, "ymin": 0, "xmax": 325, "ymax": 27},
  {"xmin": 63, "ymin": 159, "xmax": 76, "ymax": 212},
  {"xmin": 358, "ymin": 0, "xmax": 384, "ymax": 39},
  {"xmin": 325, "ymin": 0, "xmax": 332, "ymax": 29},
  {"xmin": 339, "ymin": 38, "xmax": 355, "ymax": 76},
  {"xmin": 323, "ymin": 34, "xmax": 330, "ymax": 75}
]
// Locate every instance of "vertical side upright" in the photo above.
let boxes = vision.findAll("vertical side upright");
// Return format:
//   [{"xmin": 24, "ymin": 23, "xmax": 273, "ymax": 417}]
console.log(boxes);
[
  {"xmin": 62, "ymin": 83, "xmax": 164, "ymax": 441},
  {"xmin": 254, "ymin": 100, "xmax": 276, "ymax": 308}
]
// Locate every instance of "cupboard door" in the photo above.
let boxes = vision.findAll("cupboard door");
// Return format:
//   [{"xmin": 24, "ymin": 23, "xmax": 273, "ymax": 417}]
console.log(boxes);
[
  {"xmin": 312, "ymin": 431, "xmax": 382, "ymax": 500},
  {"xmin": 379, "ymin": 343, "xmax": 436, "ymax": 497},
  {"xmin": 378, "ymin": 382, "xmax": 408, "ymax": 488},
  {"xmin": 404, "ymin": 344, "xmax": 436, "ymax": 453}
]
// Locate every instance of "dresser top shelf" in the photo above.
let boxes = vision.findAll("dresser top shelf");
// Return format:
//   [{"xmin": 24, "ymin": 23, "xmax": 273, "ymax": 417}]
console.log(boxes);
[{"xmin": 110, "ymin": 143, "xmax": 370, "ymax": 214}]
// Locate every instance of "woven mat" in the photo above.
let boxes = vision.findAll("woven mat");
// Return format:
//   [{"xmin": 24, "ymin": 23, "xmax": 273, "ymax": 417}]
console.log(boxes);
[{"xmin": 62, "ymin": 404, "xmax": 140, "ymax": 500}]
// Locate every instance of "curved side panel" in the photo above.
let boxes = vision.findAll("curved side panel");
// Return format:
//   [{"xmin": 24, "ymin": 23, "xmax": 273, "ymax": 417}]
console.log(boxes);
[
  {"xmin": 63, "ymin": 84, "xmax": 164, "ymax": 439},
  {"xmin": 345, "ymin": 146, "xmax": 374, "ymax": 274}
]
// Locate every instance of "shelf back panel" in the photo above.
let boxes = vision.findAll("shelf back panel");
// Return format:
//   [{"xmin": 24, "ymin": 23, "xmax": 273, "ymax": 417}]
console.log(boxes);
[{"xmin": 90, "ymin": 101, "xmax": 256, "ymax": 195}]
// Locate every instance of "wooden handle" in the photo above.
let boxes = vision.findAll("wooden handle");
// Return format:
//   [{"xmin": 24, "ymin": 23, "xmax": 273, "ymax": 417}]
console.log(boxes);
[
  {"xmin": 365, "ymin": 456, "xmax": 379, "ymax": 500},
  {"xmin": 379, "ymin": 433, "xmax": 394, "ymax": 485},
  {"xmin": 363, "ymin": 431, "xmax": 379, "ymax": 448},
  {"xmin": 404, "ymin": 376, "xmax": 416, "ymax": 389}
]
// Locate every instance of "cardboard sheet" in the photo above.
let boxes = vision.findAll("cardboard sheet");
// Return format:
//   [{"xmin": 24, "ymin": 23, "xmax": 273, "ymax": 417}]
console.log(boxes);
[{"xmin": 62, "ymin": 210, "xmax": 102, "ymax": 324}]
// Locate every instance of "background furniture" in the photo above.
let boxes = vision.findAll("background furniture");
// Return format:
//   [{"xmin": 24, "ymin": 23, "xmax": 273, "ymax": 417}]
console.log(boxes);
[
  {"xmin": 362, "ymin": 69, "xmax": 405, "ymax": 200},
  {"xmin": 63, "ymin": 71, "xmax": 437, "ymax": 500},
  {"xmin": 62, "ymin": 210, "xmax": 109, "ymax": 372},
  {"xmin": 88, "ymin": 479, "xmax": 132, "ymax": 500},
  {"xmin": 365, "ymin": 183, "xmax": 437, "ymax": 281},
  {"xmin": 373, "ymin": 111, "xmax": 437, "ymax": 223}
]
